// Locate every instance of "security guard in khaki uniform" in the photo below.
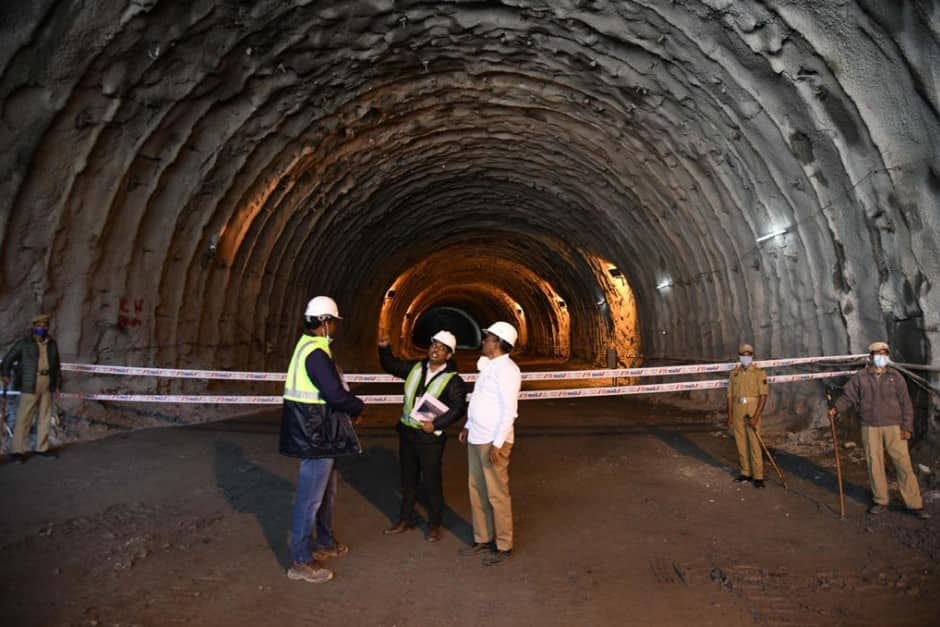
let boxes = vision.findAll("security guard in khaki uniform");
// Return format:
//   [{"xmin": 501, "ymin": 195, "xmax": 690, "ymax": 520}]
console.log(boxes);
[{"xmin": 726, "ymin": 343, "xmax": 769, "ymax": 487}]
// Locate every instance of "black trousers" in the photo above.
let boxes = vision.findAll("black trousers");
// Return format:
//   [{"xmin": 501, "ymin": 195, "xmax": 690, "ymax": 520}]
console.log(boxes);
[{"xmin": 398, "ymin": 429, "xmax": 447, "ymax": 526}]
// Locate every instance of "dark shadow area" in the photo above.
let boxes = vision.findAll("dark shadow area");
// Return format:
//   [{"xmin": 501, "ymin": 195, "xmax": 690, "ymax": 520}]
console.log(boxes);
[
  {"xmin": 648, "ymin": 425, "xmax": 870, "ymax": 508},
  {"xmin": 213, "ymin": 440, "xmax": 295, "ymax": 567},
  {"xmin": 335, "ymin": 443, "xmax": 474, "ymax": 544},
  {"xmin": 770, "ymin": 449, "xmax": 869, "ymax": 504},
  {"xmin": 440, "ymin": 504, "xmax": 475, "ymax": 545},
  {"xmin": 646, "ymin": 426, "xmax": 738, "ymax": 475},
  {"xmin": 335, "ymin": 444, "xmax": 402, "ymax": 524}
]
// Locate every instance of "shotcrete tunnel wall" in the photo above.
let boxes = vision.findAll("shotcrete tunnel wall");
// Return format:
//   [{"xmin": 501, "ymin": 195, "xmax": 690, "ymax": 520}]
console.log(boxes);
[{"xmin": 1, "ymin": 1, "xmax": 938, "ymax": 433}]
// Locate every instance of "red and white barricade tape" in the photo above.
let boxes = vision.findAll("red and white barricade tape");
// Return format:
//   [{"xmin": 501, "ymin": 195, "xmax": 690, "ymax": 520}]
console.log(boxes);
[
  {"xmin": 61, "ymin": 353, "xmax": 866, "ymax": 383},
  {"xmin": 58, "ymin": 370, "xmax": 858, "ymax": 405}
]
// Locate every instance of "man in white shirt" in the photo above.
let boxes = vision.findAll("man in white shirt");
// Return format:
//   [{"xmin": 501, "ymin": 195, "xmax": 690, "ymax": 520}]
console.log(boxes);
[{"xmin": 459, "ymin": 321, "xmax": 521, "ymax": 566}]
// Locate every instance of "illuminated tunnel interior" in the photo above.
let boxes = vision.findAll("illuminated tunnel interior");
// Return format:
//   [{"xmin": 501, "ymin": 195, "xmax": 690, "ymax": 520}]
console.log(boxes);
[{"xmin": 0, "ymin": 1, "xmax": 937, "ymax": 428}]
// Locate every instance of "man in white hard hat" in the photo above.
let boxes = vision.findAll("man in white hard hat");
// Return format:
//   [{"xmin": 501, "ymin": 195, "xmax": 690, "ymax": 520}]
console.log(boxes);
[
  {"xmin": 378, "ymin": 329, "xmax": 467, "ymax": 542},
  {"xmin": 459, "ymin": 321, "xmax": 521, "ymax": 566},
  {"xmin": 726, "ymin": 343, "xmax": 769, "ymax": 488},
  {"xmin": 280, "ymin": 296, "xmax": 365, "ymax": 583},
  {"xmin": 829, "ymin": 341, "xmax": 929, "ymax": 519}
]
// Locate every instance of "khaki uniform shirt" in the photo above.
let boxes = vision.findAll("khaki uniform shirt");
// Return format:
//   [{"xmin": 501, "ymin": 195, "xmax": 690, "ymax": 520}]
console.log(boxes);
[
  {"xmin": 727, "ymin": 364, "xmax": 768, "ymax": 403},
  {"xmin": 37, "ymin": 340, "xmax": 50, "ymax": 374}
]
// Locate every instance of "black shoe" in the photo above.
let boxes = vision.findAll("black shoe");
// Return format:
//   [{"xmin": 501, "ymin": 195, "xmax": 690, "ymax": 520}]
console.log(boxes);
[
  {"xmin": 426, "ymin": 526, "xmax": 442, "ymax": 543},
  {"xmin": 12, "ymin": 453, "xmax": 27, "ymax": 464},
  {"xmin": 753, "ymin": 479, "xmax": 765, "ymax": 488},
  {"xmin": 910, "ymin": 509, "xmax": 931, "ymax": 520},
  {"xmin": 867, "ymin": 504, "xmax": 887, "ymax": 515},
  {"xmin": 733, "ymin": 475, "xmax": 751, "ymax": 483},
  {"xmin": 37, "ymin": 450, "xmax": 58, "ymax": 459},
  {"xmin": 459, "ymin": 542, "xmax": 493, "ymax": 556},
  {"xmin": 482, "ymin": 550, "xmax": 512, "ymax": 566}
]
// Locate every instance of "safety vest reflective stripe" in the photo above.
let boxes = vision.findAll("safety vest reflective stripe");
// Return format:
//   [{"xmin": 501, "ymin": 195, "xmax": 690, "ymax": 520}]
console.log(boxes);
[
  {"xmin": 283, "ymin": 335, "xmax": 331, "ymax": 404},
  {"xmin": 400, "ymin": 363, "xmax": 455, "ymax": 428}
]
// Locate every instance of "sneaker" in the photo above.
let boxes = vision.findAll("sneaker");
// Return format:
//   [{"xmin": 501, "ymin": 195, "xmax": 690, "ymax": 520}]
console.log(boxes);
[
  {"xmin": 733, "ymin": 475, "xmax": 751, "ymax": 483},
  {"xmin": 753, "ymin": 479, "xmax": 766, "ymax": 489},
  {"xmin": 911, "ymin": 509, "xmax": 931, "ymax": 520},
  {"xmin": 426, "ymin": 526, "xmax": 442, "ymax": 543},
  {"xmin": 313, "ymin": 542, "xmax": 349, "ymax": 560},
  {"xmin": 482, "ymin": 549, "xmax": 512, "ymax": 566},
  {"xmin": 458, "ymin": 542, "xmax": 493, "ymax": 557},
  {"xmin": 867, "ymin": 504, "xmax": 887, "ymax": 515},
  {"xmin": 383, "ymin": 521, "xmax": 415, "ymax": 535},
  {"xmin": 287, "ymin": 561, "xmax": 333, "ymax": 583},
  {"xmin": 36, "ymin": 450, "xmax": 58, "ymax": 459},
  {"xmin": 12, "ymin": 453, "xmax": 27, "ymax": 465}
]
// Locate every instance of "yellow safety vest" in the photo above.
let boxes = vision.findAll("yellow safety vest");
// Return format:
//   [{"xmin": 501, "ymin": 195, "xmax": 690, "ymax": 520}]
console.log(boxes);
[
  {"xmin": 400, "ymin": 362, "xmax": 456, "ymax": 429},
  {"xmin": 283, "ymin": 335, "xmax": 330, "ymax": 404}
]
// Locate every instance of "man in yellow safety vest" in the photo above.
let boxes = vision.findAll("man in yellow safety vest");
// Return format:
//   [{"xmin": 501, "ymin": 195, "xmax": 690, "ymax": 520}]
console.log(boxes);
[
  {"xmin": 280, "ymin": 296, "xmax": 364, "ymax": 584},
  {"xmin": 378, "ymin": 329, "xmax": 467, "ymax": 543}
]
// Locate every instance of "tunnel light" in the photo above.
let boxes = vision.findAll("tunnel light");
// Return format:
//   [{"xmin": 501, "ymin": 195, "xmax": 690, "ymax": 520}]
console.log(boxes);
[
  {"xmin": 656, "ymin": 279, "xmax": 673, "ymax": 290},
  {"xmin": 756, "ymin": 227, "xmax": 788, "ymax": 243}
]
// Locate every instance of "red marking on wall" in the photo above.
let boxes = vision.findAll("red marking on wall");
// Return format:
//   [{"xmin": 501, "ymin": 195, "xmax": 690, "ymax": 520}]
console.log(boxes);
[{"xmin": 118, "ymin": 298, "xmax": 145, "ymax": 329}]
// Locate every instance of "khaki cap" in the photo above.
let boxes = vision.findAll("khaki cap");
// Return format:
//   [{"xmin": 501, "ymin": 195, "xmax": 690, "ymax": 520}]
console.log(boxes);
[
  {"xmin": 868, "ymin": 341, "xmax": 889, "ymax": 353},
  {"xmin": 31, "ymin": 314, "xmax": 50, "ymax": 324},
  {"xmin": 738, "ymin": 343, "xmax": 754, "ymax": 354}
]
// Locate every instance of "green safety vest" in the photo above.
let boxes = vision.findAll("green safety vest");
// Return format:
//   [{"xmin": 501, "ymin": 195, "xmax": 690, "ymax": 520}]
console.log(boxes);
[
  {"xmin": 283, "ymin": 335, "xmax": 331, "ymax": 404},
  {"xmin": 400, "ymin": 362, "xmax": 456, "ymax": 429}
]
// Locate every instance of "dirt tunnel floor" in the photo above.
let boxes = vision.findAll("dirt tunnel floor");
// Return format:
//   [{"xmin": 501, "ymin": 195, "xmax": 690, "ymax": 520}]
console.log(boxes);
[{"xmin": 1, "ymin": 397, "xmax": 938, "ymax": 627}]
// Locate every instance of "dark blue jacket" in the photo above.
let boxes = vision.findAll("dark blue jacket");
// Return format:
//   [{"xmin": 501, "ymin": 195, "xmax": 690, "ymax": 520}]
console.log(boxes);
[{"xmin": 279, "ymin": 345, "xmax": 364, "ymax": 458}]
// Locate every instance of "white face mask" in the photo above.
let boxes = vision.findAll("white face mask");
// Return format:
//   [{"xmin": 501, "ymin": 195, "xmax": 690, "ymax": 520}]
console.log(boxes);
[
  {"xmin": 739, "ymin": 355, "xmax": 753, "ymax": 367},
  {"xmin": 476, "ymin": 356, "xmax": 490, "ymax": 372},
  {"xmin": 872, "ymin": 354, "xmax": 889, "ymax": 368}
]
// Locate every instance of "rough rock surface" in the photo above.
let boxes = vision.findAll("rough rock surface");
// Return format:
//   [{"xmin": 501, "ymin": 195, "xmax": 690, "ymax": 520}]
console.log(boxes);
[{"xmin": 0, "ymin": 2, "xmax": 937, "ymax": 431}]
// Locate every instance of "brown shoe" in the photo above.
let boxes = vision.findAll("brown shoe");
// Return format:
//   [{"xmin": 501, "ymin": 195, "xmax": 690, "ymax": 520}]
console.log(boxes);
[
  {"xmin": 426, "ymin": 526, "xmax": 442, "ymax": 543},
  {"xmin": 383, "ymin": 521, "xmax": 415, "ymax": 535},
  {"xmin": 313, "ymin": 542, "xmax": 349, "ymax": 560}
]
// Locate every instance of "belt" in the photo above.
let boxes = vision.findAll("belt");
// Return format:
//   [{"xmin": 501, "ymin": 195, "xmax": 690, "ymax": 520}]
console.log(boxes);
[{"xmin": 37, "ymin": 369, "xmax": 50, "ymax": 376}]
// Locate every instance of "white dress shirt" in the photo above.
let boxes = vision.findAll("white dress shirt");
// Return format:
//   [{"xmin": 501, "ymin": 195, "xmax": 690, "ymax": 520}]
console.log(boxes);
[{"xmin": 466, "ymin": 354, "xmax": 521, "ymax": 447}]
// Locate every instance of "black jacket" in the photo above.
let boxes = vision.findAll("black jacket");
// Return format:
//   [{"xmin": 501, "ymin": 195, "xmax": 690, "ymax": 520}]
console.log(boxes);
[
  {"xmin": 279, "ymin": 342, "xmax": 364, "ymax": 459},
  {"xmin": 2, "ymin": 336, "xmax": 62, "ymax": 394},
  {"xmin": 378, "ymin": 345, "xmax": 467, "ymax": 443}
]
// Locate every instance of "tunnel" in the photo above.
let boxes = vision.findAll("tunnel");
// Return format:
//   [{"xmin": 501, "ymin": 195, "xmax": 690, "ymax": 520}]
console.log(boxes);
[{"xmin": 0, "ymin": 1, "xmax": 937, "ymax": 433}]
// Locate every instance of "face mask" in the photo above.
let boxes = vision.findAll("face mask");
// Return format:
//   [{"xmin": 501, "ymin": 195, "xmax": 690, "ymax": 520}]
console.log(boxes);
[
  {"xmin": 739, "ymin": 355, "xmax": 752, "ymax": 367},
  {"xmin": 33, "ymin": 328, "xmax": 48, "ymax": 338},
  {"xmin": 476, "ymin": 356, "xmax": 490, "ymax": 372},
  {"xmin": 872, "ymin": 355, "xmax": 889, "ymax": 368}
]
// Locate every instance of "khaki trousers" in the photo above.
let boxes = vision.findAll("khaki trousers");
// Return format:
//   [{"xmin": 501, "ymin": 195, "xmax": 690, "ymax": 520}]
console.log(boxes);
[
  {"xmin": 731, "ymin": 398, "xmax": 763, "ymax": 480},
  {"xmin": 861, "ymin": 425, "xmax": 922, "ymax": 509},
  {"xmin": 14, "ymin": 375, "xmax": 53, "ymax": 453},
  {"xmin": 467, "ymin": 442, "xmax": 513, "ymax": 551}
]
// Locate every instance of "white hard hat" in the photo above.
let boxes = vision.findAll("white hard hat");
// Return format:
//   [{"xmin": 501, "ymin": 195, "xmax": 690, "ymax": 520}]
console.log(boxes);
[
  {"xmin": 483, "ymin": 321, "xmax": 517, "ymax": 347},
  {"xmin": 430, "ymin": 330, "xmax": 457, "ymax": 352},
  {"xmin": 304, "ymin": 296, "xmax": 341, "ymax": 320}
]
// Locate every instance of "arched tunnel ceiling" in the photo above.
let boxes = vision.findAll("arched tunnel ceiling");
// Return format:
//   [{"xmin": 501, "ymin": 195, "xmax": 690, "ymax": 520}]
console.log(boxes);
[{"xmin": 0, "ymin": 0, "xmax": 938, "ymax": 374}]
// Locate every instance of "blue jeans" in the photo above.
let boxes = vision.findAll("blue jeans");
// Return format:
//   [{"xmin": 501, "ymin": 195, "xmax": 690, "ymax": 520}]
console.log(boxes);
[{"xmin": 289, "ymin": 458, "xmax": 337, "ymax": 564}]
